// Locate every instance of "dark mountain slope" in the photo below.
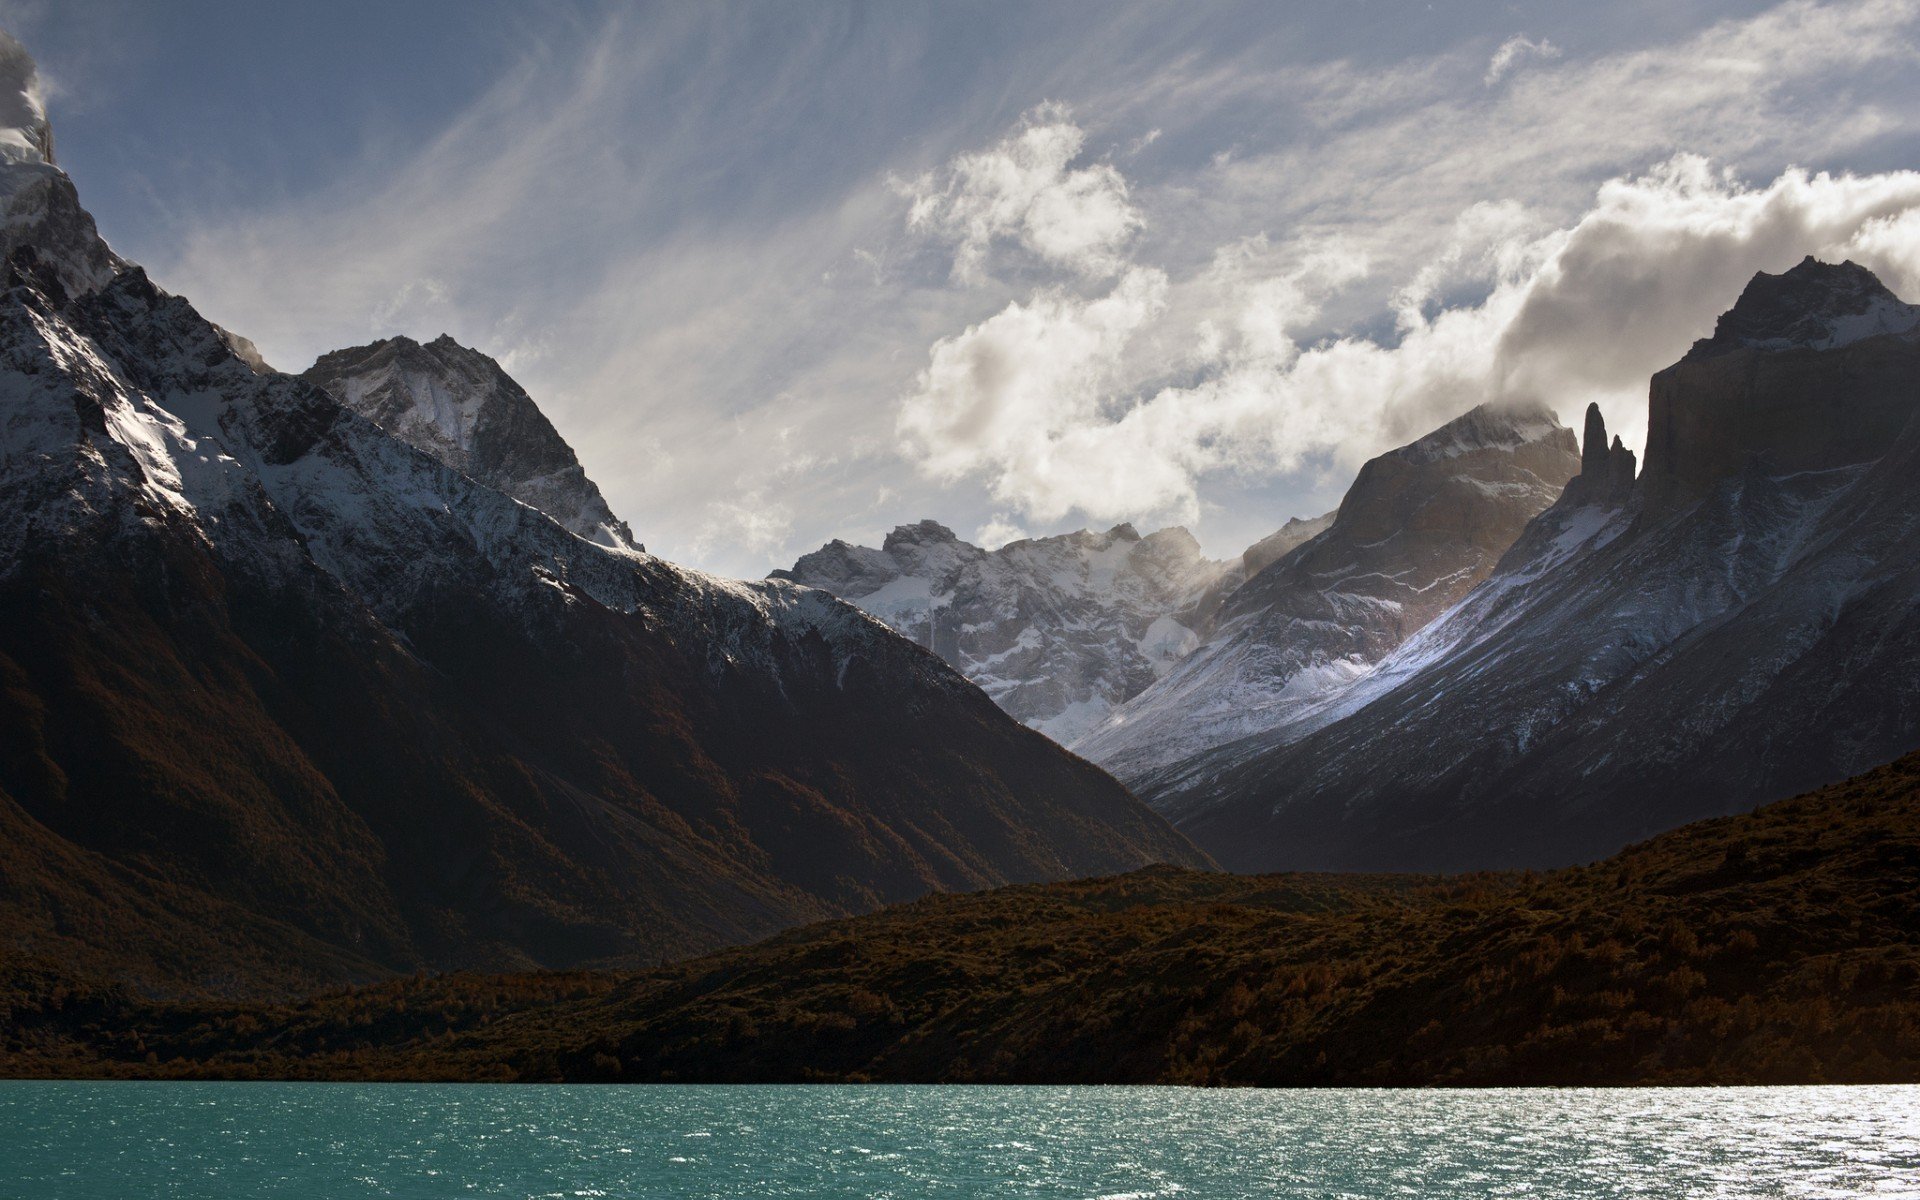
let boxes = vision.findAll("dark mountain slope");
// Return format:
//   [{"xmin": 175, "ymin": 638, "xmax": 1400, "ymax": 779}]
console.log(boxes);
[
  {"xmin": 11, "ymin": 750, "xmax": 1920, "ymax": 1086},
  {"xmin": 1175, "ymin": 259, "xmax": 1920, "ymax": 872},
  {"xmin": 0, "ymin": 53, "xmax": 1204, "ymax": 1000}
]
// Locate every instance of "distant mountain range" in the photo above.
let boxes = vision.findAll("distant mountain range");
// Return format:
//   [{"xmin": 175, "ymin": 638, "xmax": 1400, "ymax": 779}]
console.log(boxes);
[
  {"xmin": 0, "ymin": 53, "xmax": 1202, "ymax": 1001},
  {"xmin": 790, "ymin": 258, "xmax": 1920, "ymax": 879},
  {"xmin": 774, "ymin": 515, "xmax": 1326, "ymax": 743}
]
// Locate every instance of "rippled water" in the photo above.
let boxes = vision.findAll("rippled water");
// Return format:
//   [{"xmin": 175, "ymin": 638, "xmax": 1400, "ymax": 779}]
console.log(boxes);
[{"xmin": 2, "ymin": 1082, "xmax": 1917, "ymax": 1197}]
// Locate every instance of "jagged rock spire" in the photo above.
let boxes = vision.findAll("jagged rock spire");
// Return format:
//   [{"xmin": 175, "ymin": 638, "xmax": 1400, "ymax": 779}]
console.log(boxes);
[
  {"xmin": 1581, "ymin": 403, "xmax": 1609, "ymax": 474},
  {"xmin": 1564, "ymin": 404, "xmax": 1635, "ymax": 506},
  {"xmin": 1607, "ymin": 434, "xmax": 1636, "ymax": 496}
]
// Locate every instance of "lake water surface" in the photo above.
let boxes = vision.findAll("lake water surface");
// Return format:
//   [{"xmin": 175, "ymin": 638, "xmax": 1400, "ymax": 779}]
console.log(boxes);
[{"xmin": 2, "ymin": 1082, "xmax": 1915, "ymax": 1198}]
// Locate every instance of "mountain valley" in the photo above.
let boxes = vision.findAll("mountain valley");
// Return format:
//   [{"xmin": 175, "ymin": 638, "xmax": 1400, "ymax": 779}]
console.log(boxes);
[{"xmin": 0, "ymin": 69, "xmax": 1204, "ymax": 1002}]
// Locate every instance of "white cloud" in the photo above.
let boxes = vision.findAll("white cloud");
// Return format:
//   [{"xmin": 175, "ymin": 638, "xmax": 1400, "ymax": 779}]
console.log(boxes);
[
  {"xmin": 1493, "ymin": 158, "xmax": 1920, "ymax": 419},
  {"xmin": 898, "ymin": 266, "xmax": 1172, "ymax": 518},
  {"xmin": 902, "ymin": 102, "xmax": 1142, "ymax": 282},
  {"xmin": 974, "ymin": 513, "xmax": 1030, "ymax": 549},
  {"xmin": 1484, "ymin": 34, "xmax": 1561, "ymax": 86},
  {"xmin": 896, "ymin": 156, "xmax": 1920, "ymax": 528},
  {"xmin": 114, "ymin": 0, "xmax": 1920, "ymax": 574}
]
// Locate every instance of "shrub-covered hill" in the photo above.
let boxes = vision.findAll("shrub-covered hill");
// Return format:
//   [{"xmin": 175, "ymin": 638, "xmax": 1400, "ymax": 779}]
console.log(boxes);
[{"xmin": 7, "ymin": 752, "xmax": 1920, "ymax": 1085}]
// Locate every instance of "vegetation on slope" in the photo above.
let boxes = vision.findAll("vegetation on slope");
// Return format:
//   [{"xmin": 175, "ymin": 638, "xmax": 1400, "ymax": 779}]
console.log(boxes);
[{"xmin": 6, "ymin": 752, "xmax": 1920, "ymax": 1085}]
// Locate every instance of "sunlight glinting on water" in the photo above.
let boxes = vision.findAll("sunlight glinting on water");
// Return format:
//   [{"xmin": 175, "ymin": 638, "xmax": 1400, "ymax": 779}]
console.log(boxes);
[{"xmin": 3, "ymin": 1083, "xmax": 1918, "ymax": 1198}]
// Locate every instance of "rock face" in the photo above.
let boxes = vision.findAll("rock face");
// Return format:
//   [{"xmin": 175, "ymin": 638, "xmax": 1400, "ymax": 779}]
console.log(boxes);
[
  {"xmin": 305, "ymin": 335, "xmax": 638, "ymax": 551},
  {"xmin": 0, "ymin": 50, "xmax": 1205, "ymax": 1001},
  {"xmin": 1074, "ymin": 401, "xmax": 1580, "ymax": 810},
  {"xmin": 1176, "ymin": 259, "xmax": 1920, "ymax": 872},
  {"xmin": 1240, "ymin": 512, "xmax": 1336, "ymax": 576},
  {"xmin": 1643, "ymin": 259, "xmax": 1920, "ymax": 512},
  {"xmin": 775, "ymin": 520, "xmax": 1259, "ymax": 744}
]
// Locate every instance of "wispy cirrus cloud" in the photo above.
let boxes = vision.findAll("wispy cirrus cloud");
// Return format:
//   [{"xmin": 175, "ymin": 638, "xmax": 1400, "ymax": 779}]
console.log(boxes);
[
  {"xmin": 1484, "ymin": 34, "xmax": 1560, "ymax": 86},
  {"xmin": 889, "ymin": 0, "xmax": 1920, "ymax": 538},
  {"xmin": 65, "ymin": 0, "xmax": 1920, "ymax": 574}
]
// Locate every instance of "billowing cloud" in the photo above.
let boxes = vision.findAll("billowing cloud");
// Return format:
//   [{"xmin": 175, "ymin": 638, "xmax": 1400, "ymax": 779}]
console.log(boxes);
[
  {"xmin": 98, "ymin": 0, "xmax": 1920, "ymax": 574},
  {"xmin": 898, "ymin": 156, "xmax": 1920, "ymax": 527},
  {"xmin": 898, "ymin": 266, "xmax": 1171, "ymax": 517},
  {"xmin": 902, "ymin": 103, "xmax": 1142, "ymax": 282},
  {"xmin": 973, "ymin": 513, "xmax": 1031, "ymax": 550},
  {"xmin": 0, "ymin": 30, "xmax": 49, "ymax": 162}
]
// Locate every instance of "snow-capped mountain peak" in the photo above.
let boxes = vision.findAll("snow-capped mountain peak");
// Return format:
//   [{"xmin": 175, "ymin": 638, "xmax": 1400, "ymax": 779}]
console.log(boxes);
[
  {"xmin": 1074, "ymin": 399, "xmax": 1579, "ymax": 806},
  {"xmin": 775, "ymin": 518, "xmax": 1288, "ymax": 743},
  {"xmin": 0, "ymin": 39, "xmax": 120, "ymax": 299},
  {"xmin": 1685, "ymin": 257, "xmax": 1920, "ymax": 360},
  {"xmin": 1390, "ymin": 398, "xmax": 1567, "ymax": 465},
  {"xmin": 1647, "ymin": 258, "xmax": 1920, "ymax": 512},
  {"xmin": 1166, "ymin": 259, "xmax": 1920, "ymax": 873},
  {"xmin": 304, "ymin": 333, "xmax": 639, "ymax": 551},
  {"xmin": 0, "ymin": 58, "xmax": 1205, "ymax": 989}
]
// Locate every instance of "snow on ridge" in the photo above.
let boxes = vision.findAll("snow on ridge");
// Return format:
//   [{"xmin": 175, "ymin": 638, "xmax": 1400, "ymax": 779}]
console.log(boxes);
[
  {"xmin": 305, "ymin": 334, "xmax": 640, "ymax": 553},
  {"xmin": 1750, "ymin": 291, "xmax": 1920, "ymax": 352},
  {"xmin": 1392, "ymin": 401, "xmax": 1567, "ymax": 465},
  {"xmin": 1075, "ymin": 400, "xmax": 1579, "ymax": 799},
  {"xmin": 0, "ymin": 236, "xmax": 911, "ymax": 701},
  {"xmin": 777, "ymin": 517, "xmax": 1272, "ymax": 737}
]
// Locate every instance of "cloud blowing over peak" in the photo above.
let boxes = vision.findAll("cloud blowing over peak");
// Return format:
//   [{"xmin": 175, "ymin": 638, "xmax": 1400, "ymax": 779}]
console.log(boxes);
[{"xmin": 48, "ymin": 0, "xmax": 1920, "ymax": 575}]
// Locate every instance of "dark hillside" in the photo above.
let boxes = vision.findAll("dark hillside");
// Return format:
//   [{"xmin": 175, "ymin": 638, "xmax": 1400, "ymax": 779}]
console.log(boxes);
[{"xmin": 9, "ymin": 751, "xmax": 1919, "ymax": 1085}]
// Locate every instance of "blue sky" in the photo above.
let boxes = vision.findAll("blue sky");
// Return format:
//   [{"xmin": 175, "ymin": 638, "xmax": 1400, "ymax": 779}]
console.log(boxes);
[{"xmin": 12, "ymin": 0, "xmax": 1920, "ymax": 575}]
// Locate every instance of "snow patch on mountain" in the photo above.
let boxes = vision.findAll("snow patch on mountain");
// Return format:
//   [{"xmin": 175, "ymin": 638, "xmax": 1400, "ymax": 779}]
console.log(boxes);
[
  {"xmin": 1684, "ymin": 257, "xmax": 1920, "ymax": 360},
  {"xmin": 305, "ymin": 335, "xmax": 638, "ymax": 552},
  {"xmin": 1076, "ymin": 400, "xmax": 1580, "ymax": 809},
  {"xmin": 775, "ymin": 518, "xmax": 1290, "ymax": 743},
  {"xmin": 1170, "ymin": 269, "xmax": 1920, "ymax": 872}
]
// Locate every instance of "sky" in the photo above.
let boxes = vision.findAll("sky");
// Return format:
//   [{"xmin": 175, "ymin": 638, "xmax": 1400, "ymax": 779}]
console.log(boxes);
[{"xmin": 10, "ymin": 0, "xmax": 1920, "ymax": 577}]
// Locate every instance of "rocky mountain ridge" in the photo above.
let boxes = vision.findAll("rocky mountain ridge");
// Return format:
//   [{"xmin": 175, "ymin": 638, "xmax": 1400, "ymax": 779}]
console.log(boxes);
[
  {"xmin": 1074, "ymin": 399, "xmax": 1581, "ymax": 807},
  {"xmin": 1175, "ymin": 257, "xmax": 1920, "ymax": 871},
  {"xmin": 774, "ymin": 514, "xmax": 1331, "ymax": 743},
  {"xmin": 305, "ymin": 334, "xmax": 639, "ymax": 551}
]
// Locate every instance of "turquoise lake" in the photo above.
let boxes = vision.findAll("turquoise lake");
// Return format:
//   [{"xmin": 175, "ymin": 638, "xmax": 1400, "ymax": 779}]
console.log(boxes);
[{"xmin": 1, "ymin": 1082, "xmax": 1915, "ymax": 1197}]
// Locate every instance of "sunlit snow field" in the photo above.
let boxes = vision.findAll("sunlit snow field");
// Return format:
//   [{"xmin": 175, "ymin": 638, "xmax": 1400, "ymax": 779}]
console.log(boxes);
[{"xmin": 2, "ymin": 1082, "xmax": 1916, "ymax": 1198}]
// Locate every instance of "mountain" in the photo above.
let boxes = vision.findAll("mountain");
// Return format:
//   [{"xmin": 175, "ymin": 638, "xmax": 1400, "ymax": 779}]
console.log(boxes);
[
  {"xmin": 18, "ymin": 749, "xmax": 1920, "ymax": 1086},
  {"xmin": 774, "ymin": 519, "xmax": 1308, "ymax": 744},
  {"xmin": 304, "ymin": 335, "xmax": 638, "ymax": 551},
  {"xmin": 1240, "ymin": 511, "xmax": 1336, "ymax": 575},
  {"xmin": 1177, "ymin": 257, "xmax": 1920, "ymax": 871},
  {"xmin": 1075, "ymin": 401, "xmax": 1580, "ymax": 810},
  {"xmin": 0, "ymin": 43, "xmax": 1204, "ymax": 1001}
]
